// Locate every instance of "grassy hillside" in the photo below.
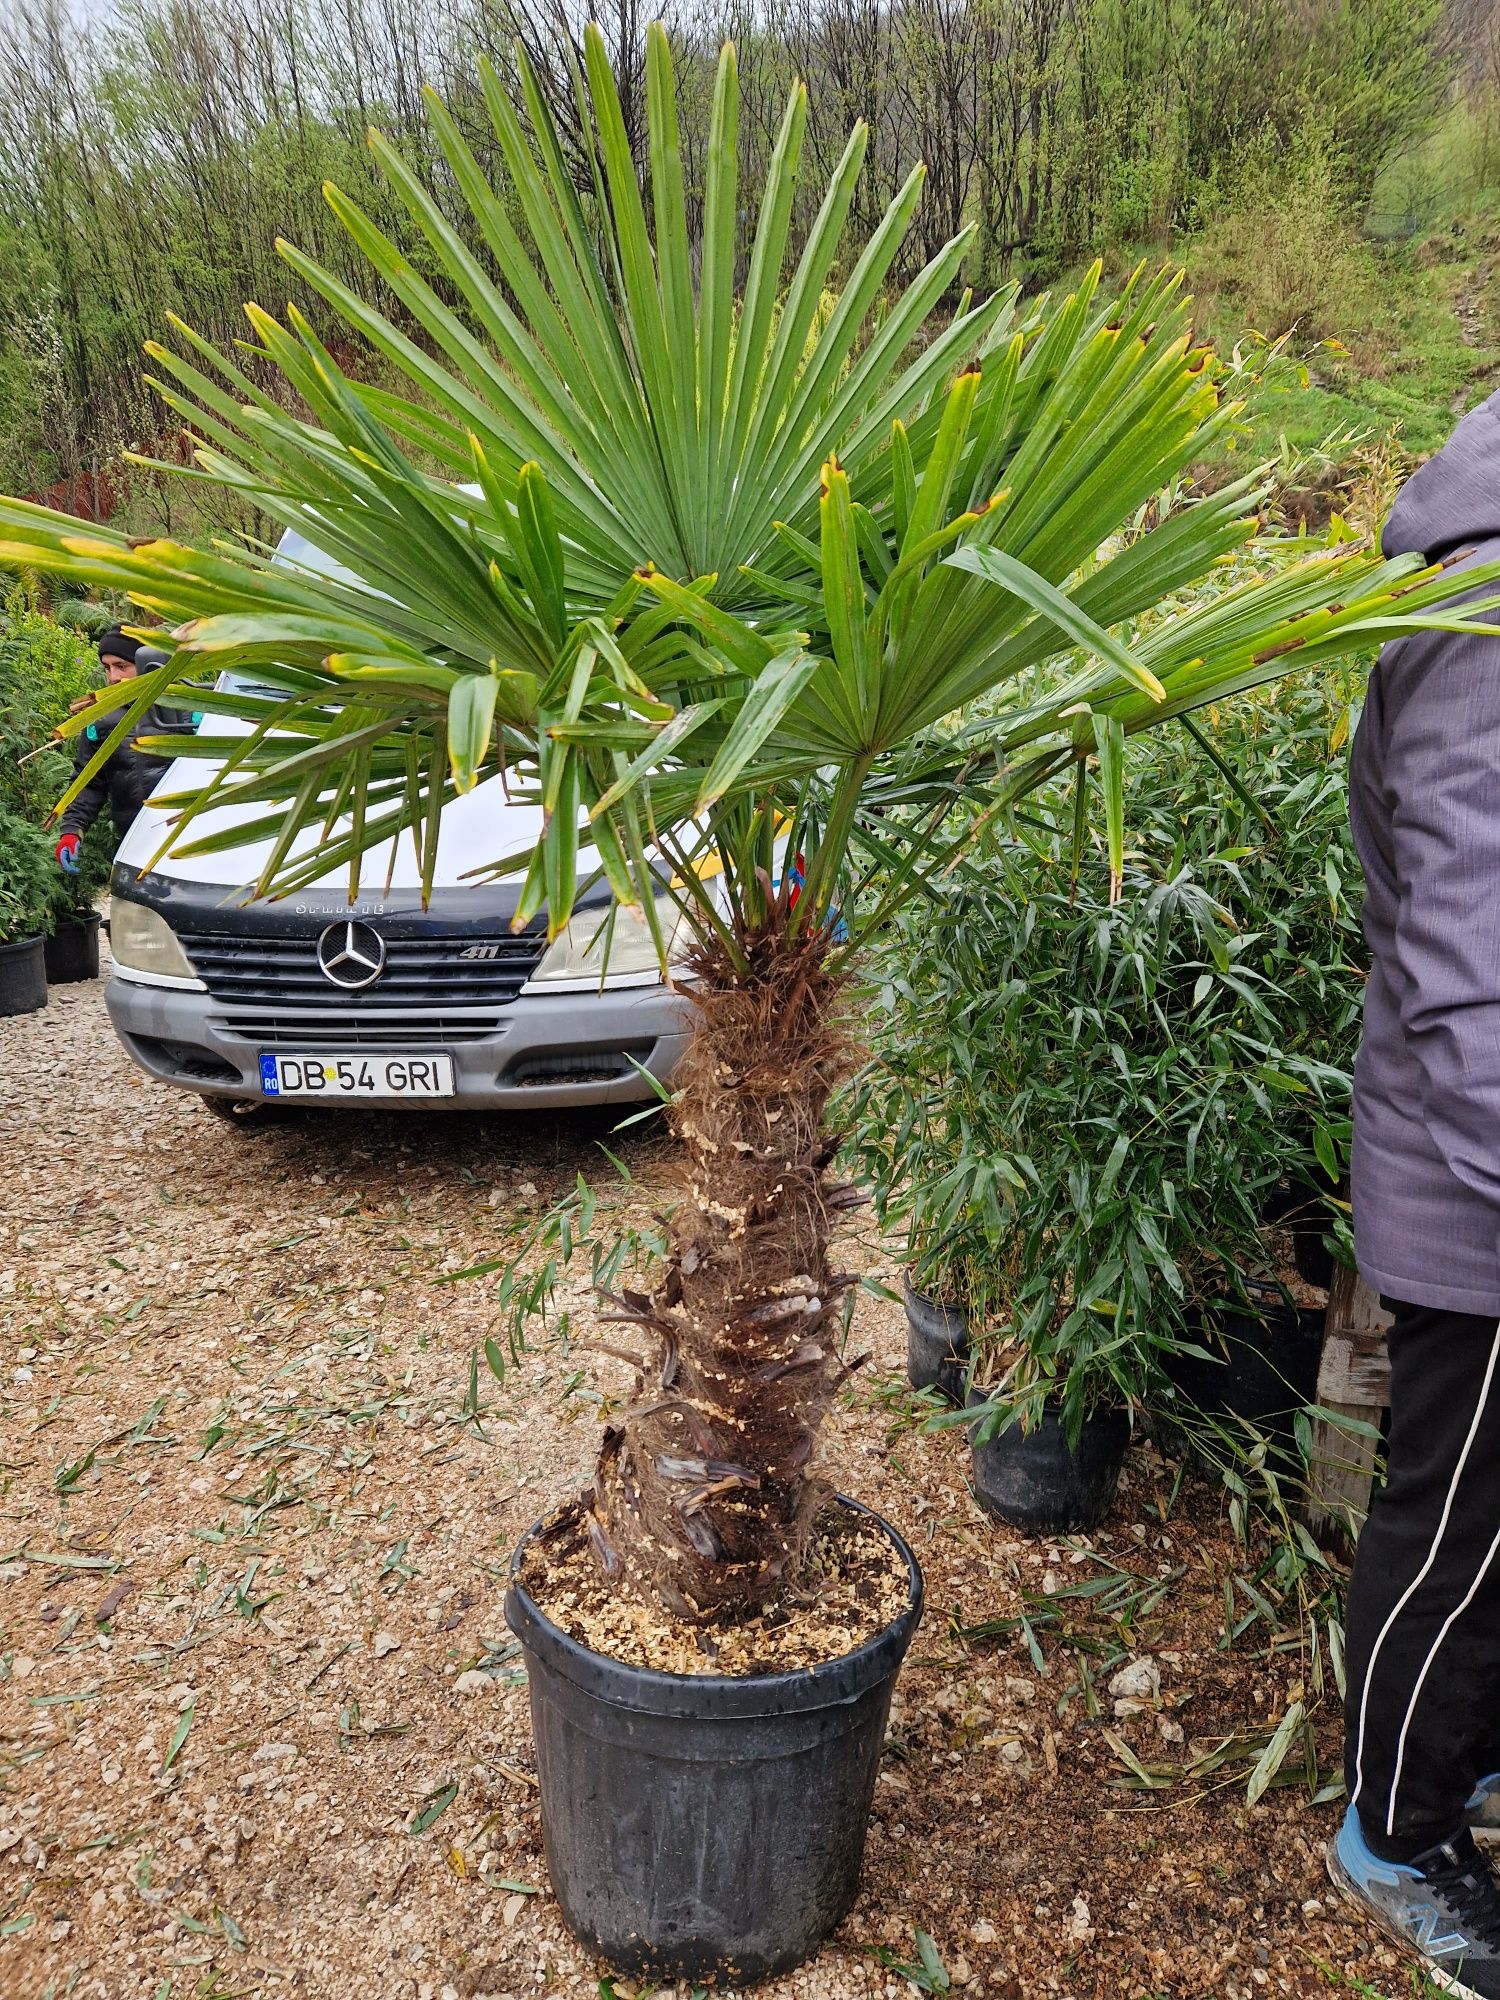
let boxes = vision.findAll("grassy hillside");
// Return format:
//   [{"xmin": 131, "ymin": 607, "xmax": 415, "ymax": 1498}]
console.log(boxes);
[
  {"xmin": 1158, "ymin": 147, "xmax": 1500, "ymax": 529},
  {"xmin": 1196, "ymin": 203, "xmax": 1500, "ymax": 470}
]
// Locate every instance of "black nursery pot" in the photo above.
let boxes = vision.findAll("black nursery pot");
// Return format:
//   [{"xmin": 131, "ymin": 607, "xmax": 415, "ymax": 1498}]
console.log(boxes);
[
  {"xmin": 1162, "ymin": 1294, "xmax": 1326, "ymax": 1465},
  {"xmin": 1260, "ymin": 1178, "xmax": 1337, "ymax": 1292},
  {"xmin": 44, "ymin": 913, "xmax": 101, "ymax": 985},
  {"xmin": 967, "ymin": 1392, "xmax": 1130, "ymax": 1535},
  {"xmin": 504, "ymin": 1498, "xmax": 923, "ymax": 1984},
  {"xmin": 0, "ymin": 935, "xmax": 47, "ymax": 1017},
  {"xmin": 903, "ymin": 1273, "xmax": 970, "ymax": 1405}
]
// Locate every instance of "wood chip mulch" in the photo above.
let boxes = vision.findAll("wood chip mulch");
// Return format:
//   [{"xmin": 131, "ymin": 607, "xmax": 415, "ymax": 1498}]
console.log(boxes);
[{"xmin": 0, "ymin": 961, "xmax": 1424, "ymax": 1998}]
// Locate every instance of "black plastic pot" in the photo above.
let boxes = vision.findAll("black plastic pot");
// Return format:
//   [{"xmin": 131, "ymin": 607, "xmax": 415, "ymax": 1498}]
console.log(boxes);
[
  {"xmin": 0, "ymin": 935, "xmax": 47, "ymax": 1017},
  {"xmin": 903, "ymin": 1273, "xmax": 970, "ymax": 1404},
  {"xmin": 505, "ymin": 1498, "xmax": 923, "ymax": 1983},
  {"xmin": 1160, "ymin": 1293, "xmax": 1326, "ymax": 1465},
  {"xmin": 968, "ymin": 1393, "xmax": 1130, "ymax": 1535},
  {"xmin": 1260, "ymin": 1178, "xmax": 1337, "ymax": 1292},
  {"xmin": 44, "ymin": 913, "xmax": 101, "ymax": 985}
]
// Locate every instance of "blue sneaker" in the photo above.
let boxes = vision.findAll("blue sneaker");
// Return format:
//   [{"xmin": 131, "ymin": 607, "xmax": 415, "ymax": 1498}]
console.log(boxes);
[
  {"xmin": 1326, "ymin": 1807, "xmax": 1500, "ymax": 1997},
  {"xmin": 1470, "ymin": 1775, "xmax": 1500, "ymax": 1843}
]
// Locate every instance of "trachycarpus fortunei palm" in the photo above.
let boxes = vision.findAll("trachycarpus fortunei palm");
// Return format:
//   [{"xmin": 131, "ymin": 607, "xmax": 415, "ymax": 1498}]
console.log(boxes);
[{"xmin": 4, "ymin": 26, "xmax": 1496, "ymax": 1623}]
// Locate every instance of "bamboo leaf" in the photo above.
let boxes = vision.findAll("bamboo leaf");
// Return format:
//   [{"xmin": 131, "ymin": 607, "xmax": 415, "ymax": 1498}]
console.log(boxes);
[
  {"xmin": 946, "ymin": 544, "xmax": 1167, "ymax": 702},
  {"xmin": 1247, "ymin": 1701, "xmax": 1305, "ymax": 1807},
  {"xmin": 1090, "ymin": 712, "xmax": 1127, "ymax": 902},
  {"xmin": 163, "ymin": 1701, "xmax": 195, "ymax": 1775},
  {"xmin": 407, "ymin": 1778, "xmax": 459, "ymax": 1834}
]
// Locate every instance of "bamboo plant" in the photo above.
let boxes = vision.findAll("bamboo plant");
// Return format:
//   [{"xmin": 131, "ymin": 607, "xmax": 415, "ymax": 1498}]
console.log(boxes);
[{"xmin": 1, "ymin": 27, "xmax": 1495, "ymax": 1626}]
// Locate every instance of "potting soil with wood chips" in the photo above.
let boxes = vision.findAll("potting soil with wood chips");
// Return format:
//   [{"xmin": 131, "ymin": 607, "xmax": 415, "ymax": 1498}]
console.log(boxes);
[{"xmin": 517, "ymin": 1505, "xmax": 909, "ymax": 1675}]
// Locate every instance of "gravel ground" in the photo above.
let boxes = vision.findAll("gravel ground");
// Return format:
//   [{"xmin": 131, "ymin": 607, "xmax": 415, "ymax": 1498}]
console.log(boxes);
[{"xmin": 1, "ymin": 961, "xmax": 1426, "ymax": 1999}]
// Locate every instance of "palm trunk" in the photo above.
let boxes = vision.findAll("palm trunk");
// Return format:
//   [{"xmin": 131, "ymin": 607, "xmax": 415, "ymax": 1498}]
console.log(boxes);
[{"xmin": 583, "ymin": 922, "xmax": 860, "ymax": 1623}]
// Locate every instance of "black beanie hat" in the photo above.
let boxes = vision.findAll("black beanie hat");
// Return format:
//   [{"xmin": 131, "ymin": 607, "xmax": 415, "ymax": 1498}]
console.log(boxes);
[{"xmin": 98, "ymin": 626, "xmax": 145, "ymax": 668}]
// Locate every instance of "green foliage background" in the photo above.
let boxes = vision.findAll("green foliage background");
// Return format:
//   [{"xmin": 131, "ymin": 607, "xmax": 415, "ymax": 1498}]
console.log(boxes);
[
  {"xmin": 0, "ymin": 805, "xmax": 58, "ymax": 943},
  {"xmin": 0, "ymin": 589, "xmax": 116, "ymax": 921}
]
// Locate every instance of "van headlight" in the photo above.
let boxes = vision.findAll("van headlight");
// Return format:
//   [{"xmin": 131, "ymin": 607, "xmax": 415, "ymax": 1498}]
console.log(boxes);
[
  {"xmin": 110, "ymin": 899, "xmax": 199, "ymax": 982},
  {"xmin": 530, "ymin": 896, "xmax": 686, "ymax": 987}
]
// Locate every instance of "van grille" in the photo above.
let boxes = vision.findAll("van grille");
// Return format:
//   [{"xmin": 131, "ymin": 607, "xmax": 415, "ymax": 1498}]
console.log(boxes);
[
  {"xmin": 217, "ymin": 1014, "xmax": 506, "ymax": 1048},
  {"xmin": 180, "ymin": 929, "xmax": 543, "ymax": 1007},
  {"xmin": 502, "ymin": 1048, "xmax": 650, "ymax": 1085}
]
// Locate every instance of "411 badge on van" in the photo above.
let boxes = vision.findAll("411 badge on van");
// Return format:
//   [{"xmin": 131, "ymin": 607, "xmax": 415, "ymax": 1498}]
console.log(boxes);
[{"xmin": 258, "ymin": 1054, "xmax": 457, "ymax": 1098}]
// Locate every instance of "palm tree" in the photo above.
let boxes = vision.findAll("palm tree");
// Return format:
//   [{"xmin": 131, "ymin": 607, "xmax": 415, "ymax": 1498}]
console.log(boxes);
[{"xmin": 2, "ymin": 26, "xmax": 1494, "ymax": 1626}]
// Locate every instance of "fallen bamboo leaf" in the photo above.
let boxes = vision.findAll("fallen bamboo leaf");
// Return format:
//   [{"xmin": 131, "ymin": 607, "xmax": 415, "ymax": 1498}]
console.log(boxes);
[
  {"xmin": 872, "ymin": 1927, "xmax": 951, "ymax": 1993},
  {"xmin": 407, "ymin": 1778, "xmax": 459, "ymax": 1834},
  {"xmin": 1247, "ymin": 1700, "xmax": 1305, "ymax": 1806},
  {"xmin": 163, "ymin": 1701, "xmax": 195, "ymax": 1774},
  {"xmin": 218, "ymin": 1905, "xmax": 249, "ymax": 1949},
  {"xmin": 305, "ymin": 1640, "xmax": 351, "ymax": 1690},
  {"xmin": 1102, "ymin": 1728, "xmax": 1171, "ymax": 1790},
  {"xmin": 21, "ymin": 1548, "xmax": 120, "ymax": 1571},
  {"xmin": 55, "ymin": 1449, "xmax": 96, "ymax": 1493}
]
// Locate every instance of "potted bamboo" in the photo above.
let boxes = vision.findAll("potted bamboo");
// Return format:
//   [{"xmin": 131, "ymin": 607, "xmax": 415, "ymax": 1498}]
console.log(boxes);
[
  {"xmin": 0, "ymin": 593, "xmax": 113, "ymax": 981},
  {"xmin": 0, "ymin": 807, "xmax": 54, "ymax": 1015},
  {"xmin": 852, "ymin": 704, "xmax": 1359, "ymax": 1529},
  {"xmin": 2, "ymin": 27, "xmax": 1496, "ymax": 1979},
  {"xmin": 44, "ymin": 821, "xmax": 110, "ymax": 983}
]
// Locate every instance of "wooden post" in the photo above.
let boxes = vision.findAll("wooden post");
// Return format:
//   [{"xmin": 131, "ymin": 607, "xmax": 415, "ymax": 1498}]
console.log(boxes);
[{"xmin": 1305, "ymin": 1266, "xmax": 1392, "ymax": 1543}]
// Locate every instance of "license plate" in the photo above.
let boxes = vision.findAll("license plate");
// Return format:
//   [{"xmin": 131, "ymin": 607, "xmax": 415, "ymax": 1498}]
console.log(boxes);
[{"xmin": 258, "ymin": 1053, "xmax": 456, "ymax": 1098}]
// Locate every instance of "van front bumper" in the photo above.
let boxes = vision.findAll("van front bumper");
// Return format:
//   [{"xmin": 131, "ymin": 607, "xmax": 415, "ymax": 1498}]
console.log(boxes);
[{"xmin": 105, "ymin": 973, "xmax": 693, "ymax": 1109}]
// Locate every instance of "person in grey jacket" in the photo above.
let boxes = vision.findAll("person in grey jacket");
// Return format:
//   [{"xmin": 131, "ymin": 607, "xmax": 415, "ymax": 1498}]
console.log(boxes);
[{"xmin": 1328, "ymin": 388, "xmax": 1500, "ymax": 1997}]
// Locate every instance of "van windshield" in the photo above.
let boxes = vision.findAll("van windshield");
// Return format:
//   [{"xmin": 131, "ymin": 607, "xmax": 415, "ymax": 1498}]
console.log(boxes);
[{"xmin": 216, "ymin": 523, "xmax": 362, "ymax": 702}]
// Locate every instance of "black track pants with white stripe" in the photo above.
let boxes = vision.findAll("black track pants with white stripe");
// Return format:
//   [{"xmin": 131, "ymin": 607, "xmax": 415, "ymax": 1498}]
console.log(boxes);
[{"xmin": 1344, "ymin": 1299, "xmax": 1500, "ymax": 1859}]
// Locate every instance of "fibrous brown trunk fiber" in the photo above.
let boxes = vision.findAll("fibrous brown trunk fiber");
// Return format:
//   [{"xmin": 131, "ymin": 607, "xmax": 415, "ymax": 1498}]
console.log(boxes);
[{"xmin": 582, "ymin": 921, "xmax": 861, "ymax": 1623}]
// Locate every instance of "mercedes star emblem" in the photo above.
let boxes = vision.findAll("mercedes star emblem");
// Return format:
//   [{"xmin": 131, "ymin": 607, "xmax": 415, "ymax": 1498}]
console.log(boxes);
[{"xmin": 316, "ymin": 919, "xmax": 386, "ymax": 990}]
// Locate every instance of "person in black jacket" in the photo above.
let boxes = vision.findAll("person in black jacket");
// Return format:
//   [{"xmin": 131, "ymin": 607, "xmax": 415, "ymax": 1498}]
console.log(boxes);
[{"xmin": 53, "ymin": 627, "xmax": 191, "ymax": 873}]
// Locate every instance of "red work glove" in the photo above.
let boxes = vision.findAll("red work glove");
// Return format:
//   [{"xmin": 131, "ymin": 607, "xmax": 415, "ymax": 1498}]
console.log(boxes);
[{"xmin": 55, "ymin": 833, "xmax": 81, "ymax": 874}]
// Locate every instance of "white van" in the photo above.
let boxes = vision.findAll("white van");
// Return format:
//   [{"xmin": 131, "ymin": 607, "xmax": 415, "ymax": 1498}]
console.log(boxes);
[{"xmin": 103, "ymin": 524, "xmax": 693, "ymax": 1114}]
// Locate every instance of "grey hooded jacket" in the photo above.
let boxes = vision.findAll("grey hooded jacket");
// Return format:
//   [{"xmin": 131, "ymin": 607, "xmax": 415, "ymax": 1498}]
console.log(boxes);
[{"xmin": 1350, "ymin": 388, "xmax": 1500, "ymax": 1315}]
